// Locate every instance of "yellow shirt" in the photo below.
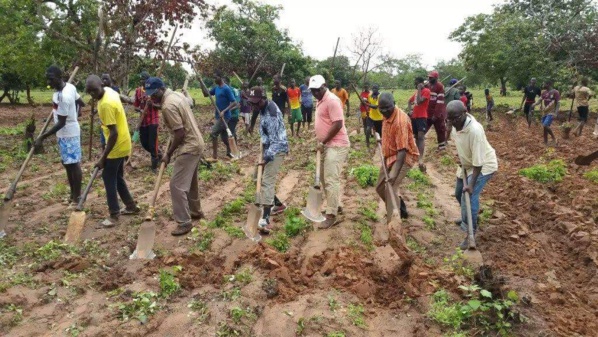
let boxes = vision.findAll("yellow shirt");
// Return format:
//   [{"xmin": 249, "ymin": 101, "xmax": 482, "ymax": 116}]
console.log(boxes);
[
  {"xmin": 368, "ymin": 95, "xmax": 383, "ymax": 121},
  {"xmin": 331, "ymin": 88, "xmax": 349, "ymax": 108},
  {"xmin": 98, "ymin": 87, "xmax": 132, "ymax": 159}
]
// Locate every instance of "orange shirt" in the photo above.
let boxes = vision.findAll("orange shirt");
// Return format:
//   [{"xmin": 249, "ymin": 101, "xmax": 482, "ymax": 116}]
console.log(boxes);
[
  {"xmin": 331, "ymin": 88, "xmax": 349, "ymax": 108},
  {"xmin": 382, "ymin": 107, "xmax": 419, "ymax": 168}
]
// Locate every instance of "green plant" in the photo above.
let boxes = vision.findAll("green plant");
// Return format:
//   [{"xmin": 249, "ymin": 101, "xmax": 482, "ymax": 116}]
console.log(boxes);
[
  {"xmin": 65, "ymin": 323, "xmax": 83, "ymax": 337},
  {"xmin": 519, "ymin": 159, "xmax": 567, "ymax": 183},
  {"xmin": 423, "ymin": 216, "xmax": 436, "ymax": 230},
  {"xmin": 31, "ymin": 240, "xmax": 77, "ymax": 261},
  {"xmin": 188, "ymin": 299, "xmax": 210, "ymax": 324},
  {"xmin": 41, "ymin": 182, "xmax": 68, "ymax": 201},
  {"xmin": 189, "ymin": 227, "xmax": 215, "ymax": 252},
  {"xmin": 583, "ymin": 168, "xmax": 598, "ymax": 183},
  {"xmin": 407, "ymin": 168, "xmax": 431, "ymax": 186},
  {"xmin": 116, "ymin": 291, "xmax": 159, "ymax": 323},
  {"xmin": 284, "ymin": 208, "xmax": 310, "ymax": 237},
  {"xmin": 328, "ymin": 294, "xmax": 339, "ymax": 311},
  {"xmin": 220, "ymin": 287, "xmax": 241, "ymax": 301},
  {"xmin": 358, "ymin": 201, "xmax": 379, "ymax": 221},
  {"xmin": 326, "ymin": 332, "xmax": 346, "ymax": 337},
  {"xmin": 229, "ymin": 306, "xmax": 256, "ymax": 324},
  {"xmin": 159, "ymin": 266, "xmax": 182, "ymax": 298},
  {"xmin": 0, "ymin": 241, "xmax": 19, "ymax": 268},
  {"xmin": 296, "ymin": 317, "xmax": 306, "ymax": 335},
  {"xmin": 224, "ymin": 225, "xmax": 245, "ymax": 238},
  {"xmin": 221, "ymin": 198, "xmax": 245, "ymax": 217},
  {"xmin": 350, "ymin": 164, "xmax": 379, "ymax": 188},
  {"xmin": 347, "ymin": 303, "xmax": 367, "ymax": 328},
  {"xmin": 266, "ymin": 232, "xmax": 290, "ymax": 253},
  {"xmin": 440, "ymin": 155, "xmax": 456, "ymax": 166},
  {"xmin": 444, "ymin": 249, "xmax": 475, "ymax": 279},
  {"xmin": 357, "ymin": 222, "xmax": 374, "ymax": 251},
  {"xmin": 406, "ymin": 236, "xmax": 426, "ymax": 254},
  {"xmin": 226, "ymin": 268, "xmax": 253, "ymax": 285},
  {"xmin": 216, "ymin": 323, "xmax": 242, "ymax": 336}
]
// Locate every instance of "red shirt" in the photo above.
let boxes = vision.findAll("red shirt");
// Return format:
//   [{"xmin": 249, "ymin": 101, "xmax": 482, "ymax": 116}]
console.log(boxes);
[
  {"xmin": 427, "ymin": 82, "xmax": 445, "ymax": 118},
  {"xmin": 360, "ymin": 91, "xmax": 370, "ymax": 115},
  {"xmin": 408, "ymin": 88, "xmax": 431, "ymax": 119},
  {"xmin": 460, "ymin": 94, "xmax": 468, "ymax": 106},
  {"xmin": 134, "ymin": 87, "xmax": 160, "ymax": 126}
]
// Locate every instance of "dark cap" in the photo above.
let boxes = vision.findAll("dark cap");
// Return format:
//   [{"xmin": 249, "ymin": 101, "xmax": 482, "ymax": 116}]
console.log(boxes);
[
  {"xmin": 248, "ymin": 86, "xmax": 265, "ymax": 103},
  {"xmin": 139, "ymin": 71, "xmax": 150, "ymax": 81},
  {"xmin": 144, "ymin": 77, "xmax": 164, "ymax": 96}
]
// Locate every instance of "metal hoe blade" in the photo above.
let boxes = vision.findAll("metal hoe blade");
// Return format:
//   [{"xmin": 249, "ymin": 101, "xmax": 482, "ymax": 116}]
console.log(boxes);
[
  {"xmin": 64, "ymin": 211, "xmax": 86, "ymax": 244},
  {"xmin": 302, "ymin": 186, "xmax": 325, "ymax": 222},
  {"xmin": 0, "ymin": 200, "xmax": 12, "ymax": 238},
  {"xmin": 243, "ymin": 204, "xmax": 262, "ymax": 242},
  {"xmin": 130, "ymin": 221, "xmax": 156, "ymax": 260}
]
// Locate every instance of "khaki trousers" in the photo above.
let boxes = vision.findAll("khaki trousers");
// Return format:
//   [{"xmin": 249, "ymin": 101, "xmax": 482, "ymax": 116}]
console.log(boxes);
[
  {"xmin": 375, "ymin": 162, "xmax": 410, "ymax": 205},
  {"xmin": 320, "ymin": 146, "xmax": 349, "ymax": 216},
  {"xmin": 170, "ymin": 154, "xmax": 202, "ymax": 224},
  {"xmin": 257, "ymin": 153, "xmax": 285, "ymax": 206}
]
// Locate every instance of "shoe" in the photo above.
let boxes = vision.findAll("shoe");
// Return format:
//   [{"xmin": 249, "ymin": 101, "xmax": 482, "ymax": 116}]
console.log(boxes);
[
  {"xmin": 120, "ymin": 205, "xmax": 141, "ymax": 215},
  {"xmin": 459, "ymin": 235, "xmax": 469, "ymax": 250},
  {"xmin": 171, "ymin": 222, "xmax": 193, "ymax": 236},
  {"xmin": 226, "ymin": 152, "xmax": 235, "ymax": 159},
  {"xmin": 318, "ymin": 215, "xmax": 341, "ymax": 229},
  {"xmin": 271, "ymin": 204, "xmax": 287, "ymax": 215},
  {"xmin": 191, "ymin": 211, "xmax": 205, "ymax": 220},
  {"xmin": 100, "ymin": 216, "xmax": 119, "ymax": 228},
  {"xmin": 258, "ymin": 218, "xmax": 271, "ymax": 234},
  {"xmin": 454, "ymin": 219, "xmax": 463, "ymax": 226},
  {"xmin": 337, "ymin": 206, "xmax": 343, "ymax": 215},
  {"xmin": 400, "ymin": 210, "xmax": 409, "ymax": 219}
]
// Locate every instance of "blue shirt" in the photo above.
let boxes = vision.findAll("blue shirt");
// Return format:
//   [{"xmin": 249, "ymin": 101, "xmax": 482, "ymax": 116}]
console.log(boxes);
[
  {"xmin": 209, "ymin": 84, "xmax": 236, "ymax": 120},
  {"xmin": 260, "ymin": 100, "xmax": 289, "ymax": 162},
  {"xmin": 300, "ymin": 84, "xmax": 313, "ymax": 108}
]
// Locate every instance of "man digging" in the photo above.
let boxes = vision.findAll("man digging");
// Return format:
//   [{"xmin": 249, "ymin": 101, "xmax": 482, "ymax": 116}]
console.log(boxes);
[
  {"xmin": 407, "ymin": 77, "xmax": 430, "ymax": 172},
  {"xmin": 85, "ymin": 75, "xmax": 140, "ymax": 228},
  {"xmin": 376, "ymin": 93, "xmax": 419, "ymax": 219},
  {"xmin": 146, "ymin": 77, "xmax": 206, "ymax": 236},
  {"xmin": 310, "ymin": 75, "xmax": 350, "ymax": 229},
  {"xmin": 533, "ymin": 80, "xmax": 560, "ymax": 147},
  {"xmin": 447, "ymin": 101, "xmax": 497, "ymax": 250},
  {"xmin": 247, "ymin": 87, "xmax": 289, "ymax": 234},
  {"xmin": 570, "ymin": 78, "xmax": 594, "ymax": 137},
  {"xmin": 202, "ymin": 72, "xmax": 238, "ymax": 160}
]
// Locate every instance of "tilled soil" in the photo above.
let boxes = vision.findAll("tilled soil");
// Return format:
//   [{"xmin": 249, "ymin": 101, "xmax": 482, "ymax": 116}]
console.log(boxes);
[{"xmin": 0, "ymin": 103, "xmax": 596, "ymax": 336}]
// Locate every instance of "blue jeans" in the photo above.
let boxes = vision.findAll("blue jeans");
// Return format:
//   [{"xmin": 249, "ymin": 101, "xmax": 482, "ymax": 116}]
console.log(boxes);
[{"xmin": 455, "ymin": 172, "xmax": 493, "ymax": 233}]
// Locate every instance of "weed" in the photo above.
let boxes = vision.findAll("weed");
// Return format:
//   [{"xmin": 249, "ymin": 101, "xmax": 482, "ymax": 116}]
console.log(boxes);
[
  {"xmin": 221, "ymin": 198, "xmax": 245, "ymax": 217},
  {"xmin": 229, "ymin": 306, "xmax": 257, "ymax": 324},
  {"xmin": 65, "ymin": 323, "xmax": 83, "ymax": 337},
  {"xmin": 407, "ymin": 168, "xmax": 431, "ymax": 186},
  {"xmin": 444, "ymin": 249, "xmax": 475, "ymax": 280},
  {"xmin": 478, "ymin": 204, "xmax": 493, "ymax": 225},
  {"xmin": 159, "ymin": 266, "xmax": 182, "ymax": 298},
  {"xmin": 0, "ymin": 241, "xmax": 19, "ymax": 268},
  {"xmin": 3, "ymin": 303, "xmax": 23, "ymax": 326},
  {"xmin": 296, "ymin": 317, "xmax": 306, "ymax": 335},
  {"xmin": 326, "ymin": 332, "xmax": 346, "ymax": 337},
  {"xmin": 347, "ymin": 303, "xmax": 367, "ymax": 328},
  {"xmin": 226, "ymin": 268, "xmax": 253, "ymax": 285},
  {"xmin": 207, "ymin": 214, "xmax": 230, "ymax": 228},
  {"xmin": 116, "ymin": 291, "xmax": 159, "ymax": 323},
  {"xmin": 350, "ymin": 164, "xmax": 379, "ymax": 188},
  {"xmin": 188, "ymin": 227, "xmax": 215, "ymax": 252},
  {"xmin": 440, "ymin": 155, "xmax": 456, "ymax": 166},
  {"xmin": 224, "ymin": 225, "xmax": 245, "ymax": 238},
  {"xmin": 243, "ymin": 181, "xmax": 257, "ymax": 203},
  {"xmin": 266, "ymin": 232, "xmax": 290, "ymax": 253},
  {"xmin": 188, "ymin": 299, "xmax": 210, "ymax": 324},
  {"xmin": 423, "ymin": 216, "xmax": 436, "ymax": 230},
  {"xmin": 357, "ymin": 222, "xmax": 374, "ymax": 251},
  {"xmin": 358, "ymin": 201, "xmax": 379, "ymax": 221},
  {"xmin": 328, "ymin": 294, "xmax": 339, "ymax": 311},
  {"xmin": 216, "ymin": 323, "xmax": 242, "ymax": 336},
  {"xmin": 0, "ymin": 123, "xmax": 26, "ymax": 136},
  {"xmin": 284, "ymin": 208, "xmax": 310, "ymax": 237},
  {"xmin": 220, "ymin": 287, "xmax": 241, "ymax": 301},
  {"xmin": 31, "ymin": 240, "xmax": 77, "ymax": 261},
  {"xmin": 41, "ymin": 182, "xmax": 68, "ymax": 201},
  {"xmin": 583, "ymin": 168, "xmax": 598, "ymax": 183},
  {"xmin": 406, "ymin": 236, "xmax": 426, "ymax": 254},
  {"xmin": 519, "ymin": 159, "xmax": 567, "ymax": 183}
]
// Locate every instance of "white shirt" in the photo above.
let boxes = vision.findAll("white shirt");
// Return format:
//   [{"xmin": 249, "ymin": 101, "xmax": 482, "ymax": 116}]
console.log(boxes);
[
  {"xmin": 451, "ymin": 114, "xmax": 498, "ymax": 178},
  {"xmin": 52, "ymin": 83, "xmax": 80, "ymax": 138}
]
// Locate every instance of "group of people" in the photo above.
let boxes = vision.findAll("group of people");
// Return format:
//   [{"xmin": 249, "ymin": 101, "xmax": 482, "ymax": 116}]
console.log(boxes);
[{"xmin": 37, "ymin": 63, "xmax": 504, "ymax": 249}]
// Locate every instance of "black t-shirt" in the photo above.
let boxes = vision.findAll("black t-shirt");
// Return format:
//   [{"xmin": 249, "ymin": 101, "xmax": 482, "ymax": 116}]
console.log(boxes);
[
  {"xmin": 524, "ymin": 86, "xmax": 541, "ymax": 103},
  {"xmin": 272, "ymin": 87, "xmax": 287, "ymax": 112}
]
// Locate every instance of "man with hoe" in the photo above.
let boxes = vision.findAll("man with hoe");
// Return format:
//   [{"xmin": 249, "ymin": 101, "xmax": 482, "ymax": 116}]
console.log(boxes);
[
  {"xmin": 447, "ymin": 101, "xmax": 497, "ymax": 249},
  {"xmin": 85, "ymin": 75, "xmax": 139, "ymax": 228},
  {"xmin": 202, "ymin": 72, "xmax": 238, "ymax": 160},
  {"xmin": 310, "ymin": 75, "xmax": 350, "ymax": 229},
  {"xmin": 407, "ymin": 77, "xmax": 430, "ymax": 173},
  {"xmin": 520, "ymin": 78, "xmax": 542, "ymax": 128},
  {"xmin": 426, "ymin": 71, "xmax": 447, "ymax": 151},
  {"xmin": 146, "ymin": 77, "xmax": 206, "ymax": 236},
  {"xmin": 247, "ymin": 87, "xmax": 289, "ymax": 234},
  {"xmin": 377, "ymin": 92, "xmax": 419, "ymax": 219},
  {"xmin": 287, "ymin": 78, "xmax": 303, "ymax": 137},
  {"xmin": 533, "ymin": 80, "xmax": 560, "ymax": 146},
  {"xmin": 35, "ymin": 66, "xmax": 83, "ymax": 207},
  {"xmin": 361, "ymin": 84, "xmax": 383, "ymax": 140},
  {"xmin": 570, "ymin": 78, "xmax": 594, "ymax": 137},
  {"xmin": 331, "ymin": 80, "xmax": 350, "ymax": 115}
]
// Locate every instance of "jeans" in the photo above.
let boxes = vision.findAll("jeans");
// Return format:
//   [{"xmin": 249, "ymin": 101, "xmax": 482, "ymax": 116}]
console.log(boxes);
[
  {"xmin": 455, "ymin": 172, "xmax": 493, "ymax": 233},
  {"xmin": 139, "ymin": 124, "xmax": 162, "ymax": 169},
  {"xmin": 102, "ymin": 157, "xmax": 135, "ymax": 216}
]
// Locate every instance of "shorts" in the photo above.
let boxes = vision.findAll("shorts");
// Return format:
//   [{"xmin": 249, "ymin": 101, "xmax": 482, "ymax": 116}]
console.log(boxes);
[
  {"xmin": 301, "ymin": 105, "xmax": 313, "ymax": 123},
  {"xmin": 58, "ymin": 136, "xmax": 81, "ymax": 165},
  {"xmin": 541, "ymin": 115, "xmax": 554, "ymax": 127},
  {"xmin": 210, "ymin": 118, "xmax": 229, "ymax": 140},
  {"xmin": 290, "ymin": 108, "xmax": 303, "ymax": 123},
  {"xmin": 523, "ymin": 102, "xmax": 534, "ymax": 114},
  {"xmin": 411, "ymin": 118, "xmax": 427, "ymax": 134},
  {"xmin": 578, "ymin": 106, "xmax": 589, "ymax": 122}
]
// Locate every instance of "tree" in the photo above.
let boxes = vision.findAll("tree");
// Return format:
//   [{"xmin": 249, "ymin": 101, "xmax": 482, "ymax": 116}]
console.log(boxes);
[
  {"xmin": 162, "ymin": 62, "xmax": 188, "ymax": 90},
  {"xmin": 394, "ymin": 54, "xmax": 427, "ymax": 89}
]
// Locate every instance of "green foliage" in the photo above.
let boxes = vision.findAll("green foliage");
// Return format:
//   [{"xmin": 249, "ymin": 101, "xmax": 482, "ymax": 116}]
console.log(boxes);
[
  {"xmin": 423, "ymin": 216, "xmax": 436, "ymax": 230},
  {"xmin": 220, "ymin": 287, "xmax": 241, "ymax": 301},
  {"xmin": 188, "ymin": 299, "xmax": 210, "ymax": 323},
  {"xmin": 328, "ymin": 294, "xmax": 339, "ymax": 311},
  {"xmin": 117, "ymin": 291, "xmax": 159, "ymax": 323},
  {"xmin": 347, "ymin": 303, "xmax": 367, "ymax": 328},
  {"xmin": 350, "ymin": 164, "xmax": 379, "ymax": 188},
  {"xmin": 32, "ymin": 240, "xmax": 77, "ymax": 261},
  {"xmin": 221, "ymin": 198, "xmax": 245, "ymax": 217},
  {"xmin": 41, "ymin": 182, "xmax": 69, "ymax": 201},
  {"xmin": 266, "ymin": 232, "xmax": 290, "ymax": 253},
  {"xmin": 358, "ymin": 201, "xmax": 379, "ymax": 221},
  {"xmin": 406, "ymin": 237, "xmax": 426, "ymax": 254},
  {"xmin": 326, "ymin": 332, "xmax": 346, "ymax": 337},
  {"xmin": 229, "ymin": 306, "xmax": 257, "ymax": 324},
  {"xmin": 159, "ymin": 267, "xmax": 182, "ymax": 298},
  {"xmin": 188, "ymin": 227, "xmax": 215, "ymax": 252},
  {"xmin": 440, "ymin": 155, "xmax": 456, "ymax": 166},
  {"xmin": 583, "ymin": 169, "xmax": 598, "ymax": 183},
  {"xmin": 407, "ymin": 168, "xmax": 431, "ymax": 191},
  {"xmin": 283, "ymin": 208, "xmax": 310, "ymax": 237},
  {"xmin": 226, "ymin": 268, "xmax": 253, "ymax": 285},
  {"xmin": 444, "ymin": 249, "xmax": 475, "ymax": 280},
  {"xmin": 223, "ymin": 225, "xmax": 245, "ymax": 238},
  {"xmin": 357, "ymin": 222, "xmax": 374, "ymax": 251},
  {"xmin": 519, "ymin": 159, "xmax": 567, "ymax": 183},
  {"xmin": 0, "ymin": 241, "xmax": 19, "ymax": 268}
]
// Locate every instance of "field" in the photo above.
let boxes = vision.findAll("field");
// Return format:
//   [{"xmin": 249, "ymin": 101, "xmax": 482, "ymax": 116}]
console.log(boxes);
[{"xmin": 0, "ymin": 99, "xmax": 597, "ymax": 336}]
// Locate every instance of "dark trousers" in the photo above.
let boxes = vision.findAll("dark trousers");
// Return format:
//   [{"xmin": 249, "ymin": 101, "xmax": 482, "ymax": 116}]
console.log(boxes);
[
  {"xmin": 228, "ymin": 117, "xmax": 239, "ymax": 140},
  {"xmin": 426, "ymin": 115, "xmax": 447, "ymax": 147},
  {"xmin": 139, "ymin": 124, "xmax": 161, "ymax": 169},
  {"xmin": 102, "ymin": 157, "xmax": 135, "ymax": 216}
]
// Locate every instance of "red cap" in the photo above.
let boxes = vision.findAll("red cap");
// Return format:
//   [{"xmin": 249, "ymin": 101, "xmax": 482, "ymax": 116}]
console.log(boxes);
[{"xmin": 428, "ymin": 71, "xmax": 439, "ymax": 79}]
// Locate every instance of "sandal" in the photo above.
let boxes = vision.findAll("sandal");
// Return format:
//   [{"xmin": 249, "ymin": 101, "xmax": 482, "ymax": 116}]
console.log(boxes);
[{"xmin": 120, "ymin": 206, "xmax": 141, "ymax": 215}]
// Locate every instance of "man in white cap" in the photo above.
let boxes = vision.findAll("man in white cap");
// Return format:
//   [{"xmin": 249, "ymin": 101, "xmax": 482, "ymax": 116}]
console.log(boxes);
[{"xmin": 309, "ymin": 75, "xmax": 350, "ymax": 229}]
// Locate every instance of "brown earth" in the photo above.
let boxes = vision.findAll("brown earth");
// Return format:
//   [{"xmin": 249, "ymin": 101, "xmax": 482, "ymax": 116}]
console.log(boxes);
[{"xmin": 0, "ymin": 103, "xmax": 596, "ymax": 336}]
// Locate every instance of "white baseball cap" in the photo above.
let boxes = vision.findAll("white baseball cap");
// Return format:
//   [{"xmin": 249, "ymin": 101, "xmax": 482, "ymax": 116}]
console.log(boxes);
[{"xmin": 308, "ymin": 75, "xmax": 326, "ymax": 89}]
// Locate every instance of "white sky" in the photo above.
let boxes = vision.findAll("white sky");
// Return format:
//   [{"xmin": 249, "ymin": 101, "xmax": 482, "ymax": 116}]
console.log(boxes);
[{"xmin": 183, "ymin": 0, "xmax": 501, "ymax": 68}]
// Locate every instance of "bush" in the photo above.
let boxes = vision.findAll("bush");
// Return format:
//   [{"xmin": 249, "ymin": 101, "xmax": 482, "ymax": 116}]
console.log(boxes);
[
  {"xmin": 519, "ymin": 159, "xmax": 566, "ymax": 183},
  {"xmin": 583, "ymin": 169, "xmax": 598, "ymax": 183},
  {"xmin": 350, "ymin": 164, "xmax": 379, "ymax": 188}
]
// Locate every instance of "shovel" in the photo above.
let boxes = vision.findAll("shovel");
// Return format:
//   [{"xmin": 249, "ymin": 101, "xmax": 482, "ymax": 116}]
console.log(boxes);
[
  {"xmin": 130, "ymin": 140, "xmax": 170, "ymax": 260},
  {"xmin": 301, "ymin": 149, "xmax": 326, "ymax": 223},
  {"xmin": 196, "ymin": 72, "xmax": 241, "ymax": 160},
  {"xmin": 243, "ymin": 144, "xmax": 263, "ymax": 242},
  {"xmin": 575, "ymin": 150, "xmax": 598, "ymax": 166},
  {"xmin": 374, "ymin": 133, "xmax": 405, "ymax": 239},
  {"xmin": 0, "ymin": 66, "xmax": 79, "ymax": 238},
  {"xmin": 64, "ymin": 168, "xmax": 100, "ymax": 243},
  {"xmin": 461, "ymin": 167, "xmax": 484, "ymax": 266}
]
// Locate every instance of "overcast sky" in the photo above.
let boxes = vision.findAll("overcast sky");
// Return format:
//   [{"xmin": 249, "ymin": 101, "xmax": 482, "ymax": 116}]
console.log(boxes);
[{"xmin": 183, "ymin": 0, "xmax": 501, "ymax": 68}]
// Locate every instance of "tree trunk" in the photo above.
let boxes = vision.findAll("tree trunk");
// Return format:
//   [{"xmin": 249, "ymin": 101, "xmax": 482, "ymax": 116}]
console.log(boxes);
[
  {"xmin": 26, "ymin": 85, "xmax": 34, "ymax": 105},
  {"xmin": 500, "ymin": 77, "xmax": 507, "ymax": 96},
  {"xmin": 0, "ymin": 90, "xmax": 6, "ymax": 103}
]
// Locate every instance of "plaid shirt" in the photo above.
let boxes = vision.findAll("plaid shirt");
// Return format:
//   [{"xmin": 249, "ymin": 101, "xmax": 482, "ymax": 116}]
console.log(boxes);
[
  {"xmin": 134, "ymin": 87, "xmax": 160, "ymax": 126},
  {"xmin": 382, "ymin": 107, "xmax": 419, "ymax": 168},
  {"xmin": 260, "ymin": 100, "xmax": 289, "ymax": 162}
]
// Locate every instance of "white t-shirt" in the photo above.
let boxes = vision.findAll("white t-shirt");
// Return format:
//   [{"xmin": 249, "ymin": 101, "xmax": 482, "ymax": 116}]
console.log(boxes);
[
  {"xmin": 451, "ymin": 114, "xmax": 498, "ymax": 178},
  {"xmin": 52, "ymin": 83, "xmax": 81, "ymax": 138}
]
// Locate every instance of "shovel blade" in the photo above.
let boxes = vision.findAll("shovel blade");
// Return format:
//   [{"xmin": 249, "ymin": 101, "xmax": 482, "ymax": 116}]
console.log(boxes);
[
  {"xmin": 243, "ymin": 205, "xmax": 262, "ymax": 242},
  {"xmin": 64, "ymin": 211, "xmax": 86, "ymax": 244},
  {"xmin": 463, "ymin": 249, "xmax": 484, "ymax": 268},
  {"xmin": 130, "ymin": 221, "xmax": 156, "ymax": 260},
  {"xmin": 303, "ymin": 187, "xmax": 325, "ymax": 222},
  {"xmin": 229, "ymin": 137, "xmax": 241, "ymax": 160},
  {"xmin": 0, "ymin": 200, "xmax": 12, "ymax": 238}
]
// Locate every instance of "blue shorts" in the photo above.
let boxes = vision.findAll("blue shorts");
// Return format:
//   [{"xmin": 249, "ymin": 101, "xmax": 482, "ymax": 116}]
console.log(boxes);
[
  {"xmin": 58, "ymin": 136, "xmax": 82, "ymax": 164},
  {"xmin": 541, "ymin": 115, "xmax": 554, "ymax": 127}
]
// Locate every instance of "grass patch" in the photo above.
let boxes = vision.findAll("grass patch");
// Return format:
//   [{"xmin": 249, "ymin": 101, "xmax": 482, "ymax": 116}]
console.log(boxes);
[
  {"xmin": 347, "ymin": 303, "xmax": 367, "ymax": 328},
  {"xmin": 519, "ymin": 159, "xmax": 566, "ymax": 183},
  {"xmin": 0, "ymin": 241, "xmax": 19, "ymax": 268},
  {"xmin": 223, "ymin": 225, "xmax": 245, "ymax": 238},
  {"xmin": 358, "ymin": 201, "xmax": 379, "ymax": 221},
  {"xmin": 116, "ymin": 291, "xmax": 159, "ymax": 323},
  {"xmin": 41, "ymin": 182, "xmax": 69, "ymax": 201},
  {"xmin": 406, "ymin": 236, "xmax": 426, "ymax": 254},
  {"xmin": 188, "ymin": 299, "xmax": 210, "ymax": 324},
  {"xmin": 198, "ymin": 161, "xmax": 240, "ymax": 182},
  {"xmin": 357, "ymin": 221, "xmax": 374, "ymax": 251},
  {"xmin": 265, "ymin": 232, "xmax": 290, "ymax": 253},
  {"xmin": 407, "ymin": 168, "xmax": 431, "ymax": 186},
  {"xmin": 31, "ymin": 240, "xmax": 77, "ymax": 261},
  {"xmin": 583, "ymin": 168, "xmax": 598, "ymax": 183},
  {"xmin": 440, "ymin": 155, "xmax": 456, "ymax": 166},
  {"xmin": 350, "ymin": 164, "xmax": 379, "ymax": 188},
  {"xmin": 188, "ymin": 227, "xmax": 215, "ymax": 252},
  {"xmin": 283, "ymin": 207, "xmax": 310, "ymax": 237},
  {"xmin": 444, "ymin": 249, "xmax": 475, "ymax": 280},
  {"xmin": 226, "ymin": 268, "xmax": 253, "ymax": 286},
  {"xmin": 229, "ymin": 306, "xmax": 257, "ymax": 324},
  {"xmin": 423, "ymin": 216, "xmax": 436, "ymax": 230},
  {"xmin": 159, "ymin": 266, "xmax": 182, "ymax": 298}
]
